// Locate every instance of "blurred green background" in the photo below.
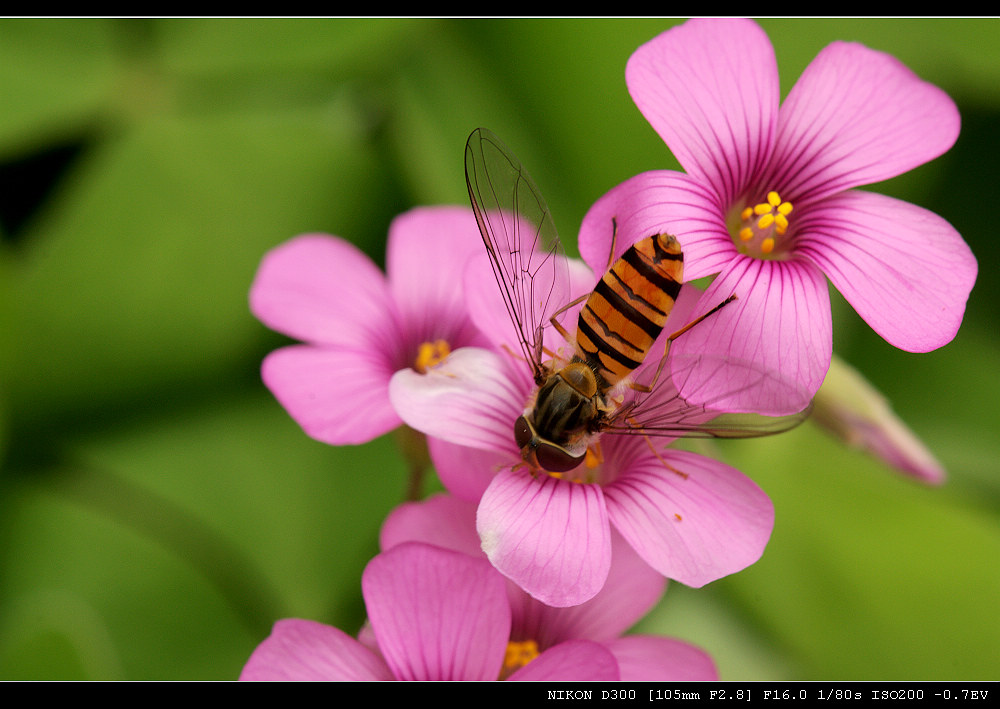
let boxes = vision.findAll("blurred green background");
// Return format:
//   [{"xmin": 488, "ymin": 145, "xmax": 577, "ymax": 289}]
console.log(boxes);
[{"xmin": 0, "ymin": 18, "xmax": 996, "ymax": 681}]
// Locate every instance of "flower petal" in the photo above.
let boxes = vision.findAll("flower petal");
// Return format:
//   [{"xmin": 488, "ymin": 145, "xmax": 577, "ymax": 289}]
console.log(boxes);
[
  {"xmin": 428, "ymin": 436, "xmax": 509, "ymax": 503},
  {"xmin": 577, "ymin": 170, "xmax": 734, "ymax": 282},
  {"xmin": 261, "ymin": 345, "xmax": 400, "ymax": 445},
  {"xmin": 772, "ymin": 41, "xmax": 960, "ymax": 205},
  {"xmin": 249, "ymin": 234, "xmax": 401, "ymax": 353},
  {"xmin": 669, "ymin": 255, "xmax": 831, "ymax": 412},
  {"xmin": 796, "ymin": 190, "xmax": 976, "ymax": 353},
  {"xmin": 389, "ymin": 347, "xmax": 524, "ymax": 456},
  {"xmin": 605, "ymin": 635, "xmax": 719, "ymax": 681},
  {"xmin": 478, "ymin": 468, "xmax": 611, "ymax": 607},
  {"xmin": 362, "ymin": 542, "xmax": 510, "ymax": 681},
  {"xmin": 240, "ymin": 619, "xmax": 393, "ymax": 681},
  {"xmin": 464, "ymin": 251, "xmax": 595, "ymax": 358},
  {"xmin": 381, "ymin": 497, "xmax": 666, "ymax": 648},
  {"xmin": 508, "ymin": 640, "xmax": 620, "ymax": 681},
  {"xmin": 379, "ymin": 494, "xmax": 483, "ymax": 558},
  {"xmin": 626, "ymin": 18, "xmax": 779, "ymax": 204},
  {"xmin": 386, "ymin": 206, "xmax": 490, "ymax": 349},
  {"xmin": 510, "ymin": 529, "xmax": 666, "ymax": 647},
  {"xmin": 603, "ymin": 449, "xmax": 774, "ymax": 588}
]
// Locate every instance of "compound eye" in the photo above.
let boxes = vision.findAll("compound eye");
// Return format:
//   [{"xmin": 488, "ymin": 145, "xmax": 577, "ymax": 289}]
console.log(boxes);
[
  {"xmin": 514, "ymin": 416, "xmax": 533, "ymax": 449},
  {"xmin": 535, "ymin": 442, "xmax": 584, "ymax": 473}
]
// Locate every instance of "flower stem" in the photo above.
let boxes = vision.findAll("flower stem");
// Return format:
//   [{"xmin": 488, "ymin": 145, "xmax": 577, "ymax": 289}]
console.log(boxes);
[{"xmin": 393, "ymin": 425, "xmax": 430, "ymax": 501}]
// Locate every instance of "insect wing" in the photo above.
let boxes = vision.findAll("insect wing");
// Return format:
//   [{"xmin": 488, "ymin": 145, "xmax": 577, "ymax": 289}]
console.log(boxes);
[
  {"xmin": 603, "ymin": 352, "xmax": 812, "ymax": 440},
  {"xmin": 465, "ymin": 128, "xmax": 570, "ymax": 383}
]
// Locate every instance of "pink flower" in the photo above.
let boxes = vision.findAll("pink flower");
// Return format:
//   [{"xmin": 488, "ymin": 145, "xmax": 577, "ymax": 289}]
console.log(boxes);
[
  {"xmin": 390, "ymin": 261, "xmax": 775, "ymax": 607},
  {"xmin": 239, "ymin": 496, "xmax": 718, "ymax": 681},
  {"xmin": 379, "ymin": 494, "xmax": 719, "ymax": 682},
  {"xmin": 240, "ymin": 542, "xmax": 526, "ymax": 681},
  {"xmin": 249, "ymin": 206, "xmax": 489, "ymax": 445},
  {"xmin": 578, "ymin": 18, "xmax": 977, "ymax": 411},
  {"xmin": 239, "ymin": 534, "xmax": 718, "ymax": 680}
]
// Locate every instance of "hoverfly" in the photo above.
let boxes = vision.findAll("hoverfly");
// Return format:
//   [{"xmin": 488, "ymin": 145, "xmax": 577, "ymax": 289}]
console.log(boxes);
[{"xmin": 464, "ymin": 128, "xmax": 809, "ymax": 474}]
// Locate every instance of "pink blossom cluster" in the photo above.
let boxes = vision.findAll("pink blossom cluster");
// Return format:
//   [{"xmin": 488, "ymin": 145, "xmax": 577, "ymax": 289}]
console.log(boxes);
[{"xmin": 241, "ymin": 19, "xmax": 975, "ymax": 681}]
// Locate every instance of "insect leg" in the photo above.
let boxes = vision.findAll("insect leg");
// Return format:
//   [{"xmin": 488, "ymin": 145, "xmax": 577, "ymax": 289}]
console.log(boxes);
[
  {"xmin": 633, "ymin": 294, "xmax": 739, "ymax": 394},
  {"xmin": 606, "ymin": 217, "xmax": 619, "ymax": 271},
  {"xmin": 627, "ymin": 416, "xmax": 689, "ymax": 480},
  {"xmin": 548, "ymin": 292, "xmax": 590, "ymax": 344},
  {"xmin": 547, "ymin": 218, "xmax": 622, "ymax": 349},
  {"xmin": 667, "ymin": 294, "xmax": 738, "ymax": 342},
  {"xmin": 501, "ymin": 342, "xmax": 528, "ymax": 364}
]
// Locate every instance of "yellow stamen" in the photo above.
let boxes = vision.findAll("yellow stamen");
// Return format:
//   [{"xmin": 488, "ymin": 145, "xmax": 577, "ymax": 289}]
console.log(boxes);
[
  {"xmin": 585, "ymin": 441, "xmax": 604, "ymax": 469},
  {"xmin": 414, "ymin": 339, "xmax": 450, "ymax": 374},
  {"xmin": 732, "ymin": 190, "xmax": 794, "ymax": 259},
  {"xmin": 549, "ymin": 468, "xmax": 594, "ymax": 484},
  {"xmin": 501, "ymin": 639, "xmax": 540, "ymax": 679}
]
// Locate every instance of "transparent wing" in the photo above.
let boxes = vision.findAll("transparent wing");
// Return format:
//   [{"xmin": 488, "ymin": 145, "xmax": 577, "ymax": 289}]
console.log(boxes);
[
  {"xmin": 465, "ymin": 128, "xmax": 570, "ymax": 384},
  {"xmin": 603, "ymin": 352, "xmax": 813, "ymax": 439}
]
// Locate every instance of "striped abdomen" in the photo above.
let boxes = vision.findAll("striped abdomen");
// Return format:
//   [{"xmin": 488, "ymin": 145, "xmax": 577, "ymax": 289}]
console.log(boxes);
[{"xmin": 575, "ymin": 234, "xmax": 683, "ymax": 387}]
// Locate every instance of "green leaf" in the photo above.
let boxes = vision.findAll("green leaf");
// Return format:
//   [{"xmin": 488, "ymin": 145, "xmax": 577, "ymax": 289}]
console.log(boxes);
[
  {"xmin": 6, "ymin": 104, "xmax": 386, "ymax": 425},
  {"xmin": 718, "ymin": 425, "xmax": 1000, "ymax": 680},
  {"xmin": 0, "ymin": 19, "xmax": 117, "ymax": 156},
  {"xmin": 0, "ymin": 390, "xmax": 408, "ymax": 679}
]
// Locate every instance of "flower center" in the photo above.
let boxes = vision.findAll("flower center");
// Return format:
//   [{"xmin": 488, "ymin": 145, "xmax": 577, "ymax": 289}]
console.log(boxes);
[
  {"xmin": 413, "ymin": 339, "xmax": 451, "ymax": 374},
  {"xmin": 500, "ymin": 639, "xmax": 540, "ymax": 679},
  {"xmin": 731, "ymin": 190, "xmax": 793, "ymax": 259}
]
